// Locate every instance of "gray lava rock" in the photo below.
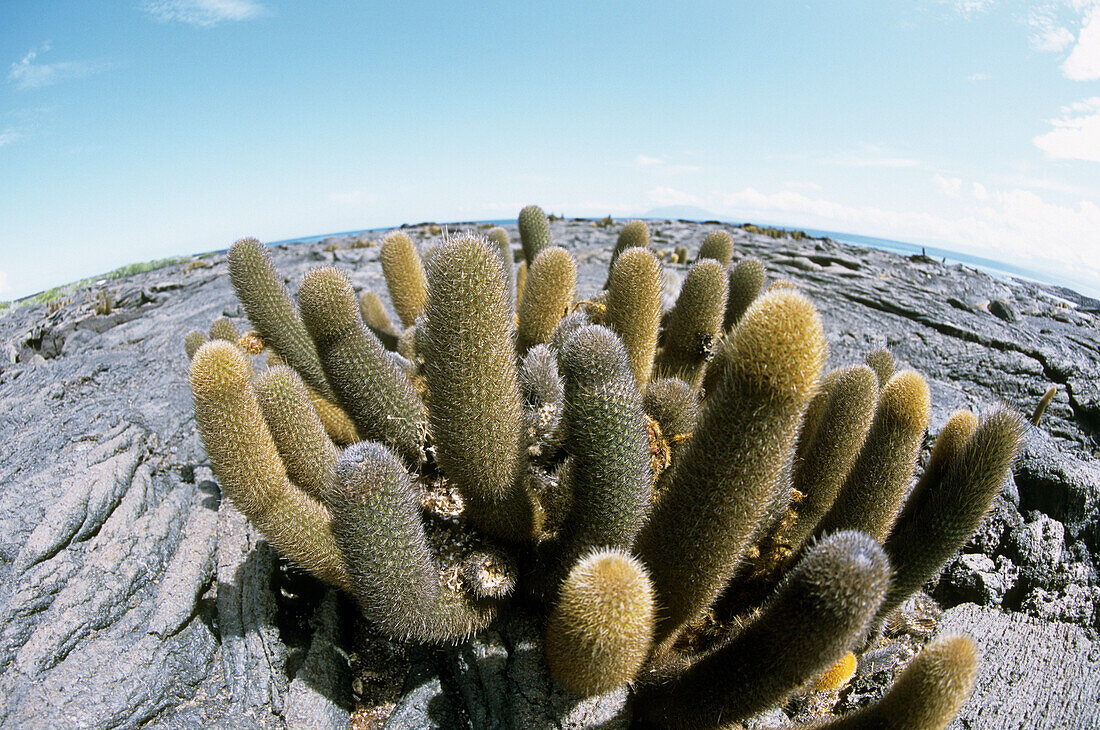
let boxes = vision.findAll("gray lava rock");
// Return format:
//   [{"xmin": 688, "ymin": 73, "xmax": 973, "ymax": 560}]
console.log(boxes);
[
  {"xmin": 1, "ymin": 219, "xmax": 1097, "ymax": 729},
  {"xmin": 988, "ymin": 298, "xmax": 1020, "ymax": 323}
]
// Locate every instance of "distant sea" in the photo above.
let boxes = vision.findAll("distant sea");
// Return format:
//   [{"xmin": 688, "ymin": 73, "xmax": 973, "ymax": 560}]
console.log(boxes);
[{"xmin": 270, "ymin": 218, "xmax": 1099, "ymax": 306}]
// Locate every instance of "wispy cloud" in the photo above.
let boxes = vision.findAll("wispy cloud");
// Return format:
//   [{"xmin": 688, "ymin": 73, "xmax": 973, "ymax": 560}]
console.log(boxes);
[
  {"xmin": 8, "ymin": 43, "xmax": 105, "ymax": 90},
  {"xmin": 0, "ymin": 129, "xmax": 19, "ymax": 147},
  {"xmin": 648, "ymin": 186, "xmax": 705, "ymax": 207},
  {"xmin": 822, "ymin": 146, "xmax": 924, "ymax": 169},
  {"xmin": 966, "ymin": 72, "xmax": 992, "ymax": 81},
  {"xmin": 947, "ymin": 0, "xmax": 997, "ymax": 19},
  {"xmin": 1034, "ymin": 97, "xmax": 1100, "ymax": 162},
  {"xmin": 933, "ymin": 173, "xmax": 964, "ymax": 198},
  {"xmin": 644, "ymin": 181, "xmax": 1100, "ymax": 292},
  {"xmin": 142, "ymin": 0, "xmax": 265, "ymax": 27},
  {"xmin": 1062, "ymin": 4, "xmax": 1100, "ymax": 80},
  {"xmin": 783, "ymin": 180, "xmax": 822, "ymax": 192},
  {"xmin": 633, "ymin": 154, "xmax": 701, "ymax": 175}
]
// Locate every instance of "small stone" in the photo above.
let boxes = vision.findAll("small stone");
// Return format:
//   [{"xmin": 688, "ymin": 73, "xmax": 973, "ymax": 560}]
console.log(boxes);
[{"xmin": 988, "ymin": 299, "xmax": 1019, "ymax": 322}]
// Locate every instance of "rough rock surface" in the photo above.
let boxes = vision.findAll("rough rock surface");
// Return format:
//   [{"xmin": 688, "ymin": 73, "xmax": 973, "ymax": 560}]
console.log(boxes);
[{"xmin": 1, "ymin": 218, "xmax": 1097, "ymax": 728}]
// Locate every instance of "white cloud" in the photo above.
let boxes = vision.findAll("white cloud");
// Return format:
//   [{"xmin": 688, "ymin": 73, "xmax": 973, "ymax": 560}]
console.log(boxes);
[
  {"xmin": 784, "ymin": 180, "xmax": 823, "ymax": 192},
  {"xmin": 0, "ymin": 271, "xmax": 10, "ymax": 296},
  {"xmin": 142, "ymin": 0, "xmax": 265, "ymax": 26},
  {"xmin": 7, "ymin": 44, "xmax": 102, "ymax": 90},
  {"xmin": 950, "ymin": 0, "xmax": 997, "ymax": 18},
  {"xmin": 966, "ymin": 72, "xmax": 992, "ymax": 81},
  {"xmin": 972, "ymin": 181, "xmax": 990, "ymax": 199},
  {"xmin": 1034, "ymin": 96, "xmax": 1100, "ymax": 161},
  {"xmin": 823, "ymin": 146, "xmax": 923, "ymax": 169},
  {"xmin": 648, "ymin": 186, "xmax": 704, "ymax": 207},
  {"xmin": 933, "ymin": 174, "xmax": 964, "ymax": 197},
  {"xmin": 633, "ymin": 154, "xmax": 701, "ymax": 175},
  {"xmin": 645, "ymin": 182, "xmax": 1100, "ymax": 292},
  {"xmin": 0, "ymin": 128, "xmax": 18, "ymax": 146},
  {"xmin": 1063, "ymin": 4, "xmax": 1100, "ymax": 79}
]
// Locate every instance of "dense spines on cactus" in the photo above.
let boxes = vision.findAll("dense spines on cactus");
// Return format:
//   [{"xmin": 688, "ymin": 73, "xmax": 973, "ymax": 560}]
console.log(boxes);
[
  {"xmin": 189, "ymin": 341, "xmax": 348, "ymax": 587},
  {"xmin": 297, "ymin": 266, "xmax": 425, "ymax": 464},
  {"xmin": 186, "ymin": 212, "xmax": 1022, "ymax": 728},
  {"xmin": 654, "ymin": 259, "xmax": 729, "ymax": 388},
  {"xmin": 697, "ymin": 230, "xmax": 733, "ymax": 266},
  {"xmin": 254, "ymin": 366, "xmax": 339, "ymax": 502},
  {"xmin": 786, "ymin": 365, "xmax": 878, "ymax": 554},
  {"xmin": 548, "ymin": 326, "xmax": 652, "ymax": 581},
  {"xmin": 636, "ymin": 289, "xmax": 827, "ymax": 647},
  {"xmin": 208, "ymin": 316, "xmax": 240, "ymax": 343},
  {"xmin": 817, "ymin": 634, "xmax": 978, "ymax": 730},
  {"xmin": 633, "ymin": 531, "xmax": 891, "ymax": 729},
  {"xmin": 358, "ymin": 288, "xmax": 396, "ymax": 335},
  {"xmin": 227, "ymin": 237, "xmax": 336, "ymax": 402},
  {"xmin": 517, "ymin": 246, "xmax": 577, "ymax": 354},
  {"xmin": 420, "ymin": 234, "xmax": 534, "ymax": 543},
  {"xmin": 380, "ymin": 232, "xmax": 429, "ymax": 327},
  {"xmin": 893, "ymin": 409, "xmax": 978, "ymax": 534},
  {"xmin": 865, "ymin": 347, "xmax": 895, "ymax": 386},
  {"xmin": 544, "ymin": 548, "xmax": 656, "ymax": 697},
  {"xmin": 183, "ymin": 329, "xmax": 207, "ymax": 359},
  {"xmin": 814, "ymin": 369, "xmax": 931, "ymax": 543},
  {"xmin": 326, "ymin": 441, "xmax": 497, "ymax": 642},
  {"xmin": 518, "ymin": 204, "xmax": 552, "ymax": 265},
  {"xmin": 519, "ymin": 344, "xmax": 564, "ymax": 462},
  {"xmin": 878, "ymin": 409, "xmax": 1023, "ymax": 625},
  {"xmin": 603, "ymin": 220, "xmax": 651, "ymax": 287},
  {"xmin": 485, "ymin": 226, "xmax": 516, "ymax": 307},
  {"xmin": 724, "ymin": 255, "xmax": 766, "ymax": 331},
  {"xmin": 606, "ymin": 247, "xmax": 662, "ymax": 388}
]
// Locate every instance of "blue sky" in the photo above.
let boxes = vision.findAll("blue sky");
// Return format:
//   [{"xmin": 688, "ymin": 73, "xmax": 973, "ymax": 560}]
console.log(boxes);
[{"xmin": 3, "ymin": 0, "xmax": 1099, "ymax": 300}]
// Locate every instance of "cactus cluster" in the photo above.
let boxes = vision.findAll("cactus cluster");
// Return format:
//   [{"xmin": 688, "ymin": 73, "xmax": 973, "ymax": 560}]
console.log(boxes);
[{"xmin": 185, "ymin": 207, "xmax": 1023, "ymax": 728}]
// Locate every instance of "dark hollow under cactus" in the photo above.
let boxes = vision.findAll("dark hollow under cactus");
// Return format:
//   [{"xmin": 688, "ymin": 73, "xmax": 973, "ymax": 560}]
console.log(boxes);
[{"xmin": 187, "ymin": 212, "xmax": 1025, "ymax": 729}]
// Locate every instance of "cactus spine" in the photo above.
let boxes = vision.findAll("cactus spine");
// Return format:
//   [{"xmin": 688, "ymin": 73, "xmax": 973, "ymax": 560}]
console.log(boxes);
[
  {"xmin": 724, "ymin": 255, "xmax": 766, "ymax": 331},
  {"xmin": 359, "ymin": 289, "xmax": 396, "ymax": 335},
  {"xmin": 297, "ymin": 266, "xmax": 425, "ymax": 463},
  {"xmin": 518, "ymin": 204, "xmax": 552, "ymax": 265},
  {"xmin": 227, "ymin": 237, "xmax": 336, "ymax": 402},
  {"xmin": 326, "ymin": 441, "xmax": 496, "ymax": 641},
  {"xmin": 654, "ymin": 259, "xmax": 729, "ymax": 388},
  {"xmin": 814, "ymin": 370, "xmax": 931, "ymax": 543},
  {"xmin": 633, "ymin": 531, "xmax": 890, "ymax": 728},
  {"xmin": 697, "ymin": 230, "xmax": 733, "ymax": 266},
  {"xmin": 606, "ymin": 247, "xmax": 662, "ymax": 388},
  {"xmin": 189, "ymin": 341, "xmax": 347, "ymax": 587},
  {"xmin": 420, "ymin": 234, "xmax": 533, "ymax": 542},
  {"xmin": 604, "ymin": 220, "xmax": 651, "ymax": 287},
  {"xmin": 517, "ymin": 246, "xmax": 577, "ymax": 354},
  {"xmin": 380, "ymin": 232, "xmax": 429, "ymax": 327},
  {"xmin": 817, "ymin": 634, "xmax": 978, "ymax": 730},
  {"xmin": 545, "ymin": 548, "xmax": 656, "ymax": 697},
  {"xmin": 635, "ymin": 289, "xmax": 827, "ymax": 647}
]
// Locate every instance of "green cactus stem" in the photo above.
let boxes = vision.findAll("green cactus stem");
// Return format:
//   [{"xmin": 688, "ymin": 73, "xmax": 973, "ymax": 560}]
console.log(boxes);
[
  {"xmin": 635, "ymin": 289, "xmax": 827, "ymax": 647},
  {"xmin": 518, "ymin": 204, "xmax": 552, "ymax": 265},
  {"xmin": 606, "ymin": 247, "xmax": 662, "ymax": 388},
  {"xmin": 227, "ymin": 237, "xmax": 336, "ymax": 402},
  {"xmin": 517, "ymin": 246, "xmax": 577, "ymax": 354},
  {"xmin": 697, "ymin": 230, "xmax": 733, "ymax": 267},
  {"xmin": 420, "ymin": 234, "xmax": 534, "ymax": 543},
  {"xmin": 380, "ymin": 232, "xmax": 429, "ymax": 328},
  {"xmin": 189, "ymin": 340, "xmax": 347, "ymax": 587},
  {"xmin": 544, "ymin": 548, "xmax": 656, "ymax": 697},
  {"xmin": 654, "ymin": 259, "xmax": 729, "ymax": 389},
  {"xmin": 633, "ymin": 531, "xmax": 890, "ymax": 729},
  {"xmin": 297, "ymin": 266, "xmax": 425, "ymax": 464},
  {"xmin": 723, "ymin": 255, "xmax": 766, "ymax": 331}
]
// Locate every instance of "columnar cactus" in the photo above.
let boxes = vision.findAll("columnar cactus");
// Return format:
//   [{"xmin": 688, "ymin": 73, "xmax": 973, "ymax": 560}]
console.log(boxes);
[{"xmin": 187, "ymin": 210, "xmax": 1024, "ymax": 729}]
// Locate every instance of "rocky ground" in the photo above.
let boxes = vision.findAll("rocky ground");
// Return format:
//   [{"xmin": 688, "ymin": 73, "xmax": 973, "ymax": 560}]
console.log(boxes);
[{"xmin": 1, "ymin": 218, "xmax": 1097, "ymax": 729}]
